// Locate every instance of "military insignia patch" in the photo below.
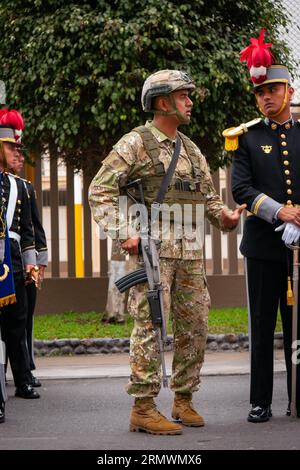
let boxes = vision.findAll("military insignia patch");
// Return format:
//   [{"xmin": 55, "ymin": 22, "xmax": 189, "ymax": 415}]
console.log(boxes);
[{"xmin": 261, "ymin": 145, "xmax": 272, "ymax": 154}]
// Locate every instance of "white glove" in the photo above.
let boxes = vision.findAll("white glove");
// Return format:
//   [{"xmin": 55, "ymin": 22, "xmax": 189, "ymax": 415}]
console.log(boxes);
[{"xmin": 275, "ymin": 222, "xmax": 300, "ymax": 245}]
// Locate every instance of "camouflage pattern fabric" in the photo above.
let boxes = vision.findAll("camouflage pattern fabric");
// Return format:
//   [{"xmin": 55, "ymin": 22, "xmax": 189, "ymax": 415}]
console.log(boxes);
[
  {"xmin": 89, "ymin": 121, "xmax": 230, "ymax": 260},
  {"xmin": 127, "ymin": 258, "xmax": 210, "ymax": 397},
  {"xmin": 89, "ymin": 121, "xmax": 229, "ymax": 396}
]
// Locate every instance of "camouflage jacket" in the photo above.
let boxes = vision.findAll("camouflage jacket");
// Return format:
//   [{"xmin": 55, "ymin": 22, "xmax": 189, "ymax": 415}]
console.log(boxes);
[{"xmin": 89, "ymin": 121, "xmax": 230, "ymax": 260}]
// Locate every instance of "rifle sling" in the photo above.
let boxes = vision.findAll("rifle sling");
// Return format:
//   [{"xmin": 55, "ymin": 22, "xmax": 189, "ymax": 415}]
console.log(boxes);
[{"xmin": 155, "ymin": 136, "xmax": 181, "ymax": 205}]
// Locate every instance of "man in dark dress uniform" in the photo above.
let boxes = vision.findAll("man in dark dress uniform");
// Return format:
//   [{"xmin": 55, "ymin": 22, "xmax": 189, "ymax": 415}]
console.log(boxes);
[
  {"xmin": 0, "ymin": 204, "xmax": 9, "ymax": 423},
  {"xmin": 0, "ymin": 108, "xmax": 40, "ymax": 400},
  {"xmin": 224, "ymin": 30, "xmax": 300, "ymax": 422},
  {"xmin": 6, "ymin": 149, "xmax": 48, "ymax": 387}
]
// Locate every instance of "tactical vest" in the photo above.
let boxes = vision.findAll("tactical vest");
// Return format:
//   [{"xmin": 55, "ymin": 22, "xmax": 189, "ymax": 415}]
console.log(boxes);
[{"xmin": 131, "ymin": 126, "xmax": 205, "ymax": 221}]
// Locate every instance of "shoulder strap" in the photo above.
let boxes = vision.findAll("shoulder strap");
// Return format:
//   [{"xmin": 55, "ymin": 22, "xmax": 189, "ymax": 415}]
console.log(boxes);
[
  {"xmin": 177, "ymin": 131, "xmax": 201, "ymax": 178},
  {"xmin": 7, "ymin": 174, "xmax": 18, "ymax": 231},
  {"xmin": 155, "ymin": 137, "xmax": 181, "ymax": 204},
  {"xmin": 132, "ymin": 126, "xmax": 165, "ymax": 176}
]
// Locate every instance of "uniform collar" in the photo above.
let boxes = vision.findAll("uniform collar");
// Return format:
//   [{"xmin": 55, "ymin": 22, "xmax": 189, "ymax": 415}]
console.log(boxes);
[
  {"xmin": 264, "ymin": 116, "xmax": 294, "ymax": 130},
  {"xmin": 145, "ymin": 120, "xmax": 177, "ymax": 145}
]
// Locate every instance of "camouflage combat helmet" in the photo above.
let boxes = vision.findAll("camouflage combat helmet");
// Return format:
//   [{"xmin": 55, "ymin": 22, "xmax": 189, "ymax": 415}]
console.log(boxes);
[{"xmin": 141, "ymin": 70, "xmax": 195, "ymax": 112}]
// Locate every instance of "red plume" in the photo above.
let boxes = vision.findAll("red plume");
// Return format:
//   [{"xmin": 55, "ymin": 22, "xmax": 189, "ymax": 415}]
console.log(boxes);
[
  {"xmin": 240, "ymin": 29, "xmax": 275, "ymax": 84},
  {"xmin": 0, "ymin": 108, "xmax": 25, "ymax": 130},
  {"xmin": 240, "ymin": 29, "xmax": 274, "ymax": 68}
]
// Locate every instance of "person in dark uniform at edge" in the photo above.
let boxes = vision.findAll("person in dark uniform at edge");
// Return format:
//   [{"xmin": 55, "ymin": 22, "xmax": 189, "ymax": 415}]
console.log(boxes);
[
  {"xmin": 223, "ymin": 30, "xmax": 300, "ymax": 422},
  {"xmin": 0, "ymin": 108, "xmax": 40, "ymax": 399},
  {"xmin": 5, "ymin": 144, "xmax": 48, "ymax": 388},
  {"xmin": 0, "ymin": 200, "xmax": 9, "ymax": 423},
  {"xmin": 0, "ymin": 332, "xmax": 7, "ymax": 423}
]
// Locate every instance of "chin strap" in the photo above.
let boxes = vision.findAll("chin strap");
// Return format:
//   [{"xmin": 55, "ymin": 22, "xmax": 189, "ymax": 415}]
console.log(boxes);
[{"xmin": 154, "ymin": 95, "xmax": 190, "ymax": 124}]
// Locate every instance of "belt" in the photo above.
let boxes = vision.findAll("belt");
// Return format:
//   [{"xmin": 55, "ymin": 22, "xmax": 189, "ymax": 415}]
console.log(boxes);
[
  {"xmin": 174, "ymin": 179, "xmax": 201, "ymax": 192},
  {"xmin": 9, "ymin": 231, "xmax": 21, "ymax": 244}
]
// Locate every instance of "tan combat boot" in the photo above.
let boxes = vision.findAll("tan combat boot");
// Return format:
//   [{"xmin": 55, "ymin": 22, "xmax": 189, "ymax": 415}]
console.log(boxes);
[
  {"xmin": 130, "ymin": 397, "xmax": 182, "ymax": 435},
  {"xmin": 172, "ymin": 393, "xmax": 205, "ymax": 427}
]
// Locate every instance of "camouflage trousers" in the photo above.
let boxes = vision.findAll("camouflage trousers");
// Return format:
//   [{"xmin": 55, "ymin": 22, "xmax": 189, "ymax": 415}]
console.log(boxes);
[{"xmin": 126, "ymin": 258, "xmax": 210, "ymax": 398}]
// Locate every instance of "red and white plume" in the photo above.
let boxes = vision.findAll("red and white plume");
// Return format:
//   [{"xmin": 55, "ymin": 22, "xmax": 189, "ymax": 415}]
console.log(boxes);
[
  {"xmin": 0, "ymin": 108, "xmax": 25, "ymax": 143},
  {"xmin": 240, "ymin": 29, "xmax": 275, "ymax": 84}
]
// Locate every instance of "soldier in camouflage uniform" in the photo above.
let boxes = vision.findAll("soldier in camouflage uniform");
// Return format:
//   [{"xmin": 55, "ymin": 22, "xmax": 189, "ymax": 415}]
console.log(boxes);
[{"xmin": 89, "ymin": 70, "xmax": 245, "ymax": 435}]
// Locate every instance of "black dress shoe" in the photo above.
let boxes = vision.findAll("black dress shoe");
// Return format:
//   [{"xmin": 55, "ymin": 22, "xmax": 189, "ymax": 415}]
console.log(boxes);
[
  {"xmin": 15, "ymin": 384, "xmax": 40, "ymax": 399},
  {"xmin": 30, "ymin": 374, "xmax": 42, "ymax": 388},
  {"xmin": 286, "ymin": 403, "xmax": 300, "ymax": 417},
  {"xmin": 247, "ymin": 405, "xmax": 272, "ymax": 423},
  {"xmin": 0, "ymin": 403, "xmax": 5, "ymax": 423}
]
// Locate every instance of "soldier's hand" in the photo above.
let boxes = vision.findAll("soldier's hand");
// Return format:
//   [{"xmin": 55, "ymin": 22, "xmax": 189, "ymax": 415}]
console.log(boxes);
[
  {"xmin": 25, "ymin": 264, "xmax": 35, "ymax": 285},
  {"xmin": 277, "ymin": 207, "xmax": 300, "ymax": 226},
  {"xmin": 275, "ymin": 222, "xmax": 300, "ymax": 246},
  {"xmin": 121, "ymin": 236, "xmax": 141, "ymax": 255},
  {"xmin": 38, "ymin": 265, "xmax": 46, "ymax": 280},
  {"xmin": 221, "ymin": 204, "xmax": 246, "ymax": 229}
]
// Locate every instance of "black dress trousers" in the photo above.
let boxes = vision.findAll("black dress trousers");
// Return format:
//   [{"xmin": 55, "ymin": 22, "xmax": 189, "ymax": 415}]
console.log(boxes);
[
  {"xmin": 246, "ymin": 257, "xmax": 300, "ymax": 408},
  {"xmin": 0, "ymin": 271, "xmax": 31, "ymax": 387}
]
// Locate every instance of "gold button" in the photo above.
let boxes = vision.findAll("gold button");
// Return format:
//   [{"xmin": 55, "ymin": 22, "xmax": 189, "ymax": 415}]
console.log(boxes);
[
  {"xmin": 18, "ymin": 208, "xmax": 21, "ymax": 213},
  {"xmin": 281, "ymin": 134, "xmax": 286, "ymax": 139},
  {"xmin": 284, "ymin": 160, "xmax": 289, "ymax": 166},
  {"xmin": 286, "ymin": 179, "xmax": 292, "ymax": 185},
  {"xmin": 286, "ymin": 200, "xmax": 292, "ymax": 205},
  {"xmin": 281, "ymin": 141, "xmax": 287, "ymax": 146},
  {"xmin": 285, "ymin": 170, "xmax": 290, "ymax": 175},
  {"xmin": 287, "ymin": 189, "xmax": 292, "ymax": 195},
  {"xmin": 17, "ymin": 226, "xmax": 21, "ymax": 231},
  {"xmin": 17, "ymin": 199, "xmax": 21, "ymax": 204},
  {"xmin": 283, "ymin": 150, "xmax": 289, "ymax": 155},
  {"xmin": 271, "ymin": 123, "xmax": 277, "ymax": 130},
  {"xmin": 285, "ymin": 123, "xmax": 291, "ymax": 129},
  {"xmin": 17, "ymin": 216, "xmax": 20, "ymax": 221}
]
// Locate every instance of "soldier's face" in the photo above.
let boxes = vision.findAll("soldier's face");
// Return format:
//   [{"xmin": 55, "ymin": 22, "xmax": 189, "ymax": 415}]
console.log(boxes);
[
  {"xmin": 170, "ymin": 90, "xmax": 193, "ymax": 123},
  {"xmin": 2, "ymin": 142, "xmax": 20, "ymax": 170},
  {"xmin": 14, "ymin": 152, "xmax": 25, "ymax": 174},
  {"xmin": 254, "ymin": 83, "xmax": 292, "ymax": 117}
]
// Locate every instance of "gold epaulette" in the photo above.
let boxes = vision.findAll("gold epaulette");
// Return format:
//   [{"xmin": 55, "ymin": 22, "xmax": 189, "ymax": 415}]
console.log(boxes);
[
  {"xmin": 6, "ymin": 172, "xmax": 31, "ymax": 184},
  {"xmin": 222, "ymin": 117, "xmax": 262, "ymax": 151},
  {"xmin": 5, "ymin": 171, "xmax": 17, "ymax": 178}
]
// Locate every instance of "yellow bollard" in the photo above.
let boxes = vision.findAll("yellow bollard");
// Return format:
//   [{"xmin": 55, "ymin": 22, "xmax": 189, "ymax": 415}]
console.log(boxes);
[{"xmin": 74, "ymin": 172, "xmax": 84, "ymax": 278}]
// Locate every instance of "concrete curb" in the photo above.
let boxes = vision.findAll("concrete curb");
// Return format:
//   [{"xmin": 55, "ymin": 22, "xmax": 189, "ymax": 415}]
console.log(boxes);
[{"xmin": 34, "ymin": 332, "xmax": 284, "ymax": 357}]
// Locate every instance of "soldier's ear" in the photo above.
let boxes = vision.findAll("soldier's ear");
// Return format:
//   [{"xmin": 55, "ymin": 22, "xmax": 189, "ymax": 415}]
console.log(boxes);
[
  {"xmin": 288, "ymin": 87, "xmax": 295, "ymax": 102},
  {"xmin": 155, "ymin": 95, "xmax": 170, "ymax": 112}
]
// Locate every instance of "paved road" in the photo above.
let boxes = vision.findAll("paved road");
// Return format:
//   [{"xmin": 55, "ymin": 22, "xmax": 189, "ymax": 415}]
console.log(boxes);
[
  {"xmin": 1, "ymin": 373, "xmax": 299, "ymax": 451},
  {"xmin": 6, "ymin": 350, "xmax": 286, "ymax": 380}
]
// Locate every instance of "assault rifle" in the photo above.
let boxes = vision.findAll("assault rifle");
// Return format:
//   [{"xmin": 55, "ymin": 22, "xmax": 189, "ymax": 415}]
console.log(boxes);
[{"xmin": 115, "ymin": 178, "xmax": 170, "ymax": 387}]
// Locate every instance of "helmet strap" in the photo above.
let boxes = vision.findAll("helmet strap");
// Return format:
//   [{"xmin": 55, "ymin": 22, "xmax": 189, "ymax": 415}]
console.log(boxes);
[
  {"xmin": 166, "ymin": 94, "xmax": 190, "ymax": 124},
  {"xmin": 152, "ymin": 94, "xmax": 190, "ymax": 124}
]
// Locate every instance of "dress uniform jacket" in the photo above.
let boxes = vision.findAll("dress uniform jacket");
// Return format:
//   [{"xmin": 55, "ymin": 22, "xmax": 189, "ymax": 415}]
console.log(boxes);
[
  {"xmin": 231, "ymin": 116, "xmax": 300, "ymax": 409},
  {"xmin": 232, "ymin": 118, "xmax": 300, "ymax": 261},
  {"xmin": 0, "ymin": 172, "xmax": 36, "ymax": 388},
  {"xmin": 2, "ymin": 173, "xmax": 36, "ymax": 269},
  {"xmin": 23, "ymin": 180, "xmax": 48, "ymax": 266}
]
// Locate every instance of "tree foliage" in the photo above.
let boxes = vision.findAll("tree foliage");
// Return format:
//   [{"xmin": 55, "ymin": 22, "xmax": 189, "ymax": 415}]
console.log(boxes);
[{"xmin": 0, "ymin": 0, "xmax": 295, "ymax": 173}]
